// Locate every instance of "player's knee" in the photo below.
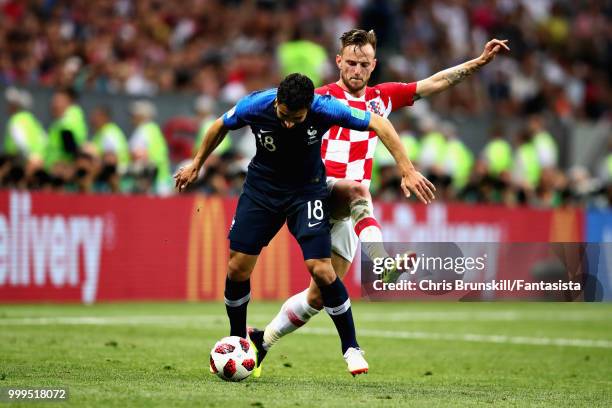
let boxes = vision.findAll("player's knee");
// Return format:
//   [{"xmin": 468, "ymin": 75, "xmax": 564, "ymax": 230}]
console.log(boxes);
[
  {"xmin": 330, "ymin": 181, "xmax": 370, "ymax": 219},
  {"xmin": 348, "ymin": 182, "xmax": 371, "ymax": 202},
  {"xmin": 305, "ymin": 259, "xmax": 337, "ymax": 287},
  {"xmin": 227, "ymin": 253, "xmax": 253, "ymax": 281}
]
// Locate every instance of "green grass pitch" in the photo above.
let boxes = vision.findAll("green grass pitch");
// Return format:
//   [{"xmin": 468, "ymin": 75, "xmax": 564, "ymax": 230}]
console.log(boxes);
[{"xmin": 1, "ymin": 302, "xmax": 611, "ymax": 407}]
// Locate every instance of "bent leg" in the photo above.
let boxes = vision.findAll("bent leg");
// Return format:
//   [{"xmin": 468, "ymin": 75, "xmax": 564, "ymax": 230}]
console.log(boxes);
[
  {"xmin": 306, "ymin": 257, "xmax": 359, "ymax": 354},
  {"xmin": 227, "ymin": 192, "xmax": 285, "ymax": 338},
  {"xmin": 263, "ymin": 250, "xmax": 351, "ymax": 347},
  {"xmin": 263, "ymin": 217, "xmax": 357, "ymax": 347},
  {"xmin": 330, "ymin": 179, "xmax": 390, "ymax": 261}
]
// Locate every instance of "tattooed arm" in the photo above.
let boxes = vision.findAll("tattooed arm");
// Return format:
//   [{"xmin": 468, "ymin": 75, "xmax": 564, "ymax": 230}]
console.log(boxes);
[{"xmin": 413, "ymin": 39, "xmax": 509, "ymax": 101}]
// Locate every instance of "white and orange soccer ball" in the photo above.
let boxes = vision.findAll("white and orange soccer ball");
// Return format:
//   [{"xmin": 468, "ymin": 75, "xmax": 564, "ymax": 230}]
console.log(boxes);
[{"xmin": 209, "ymin": 336, "xmax": 257, "ymax": 381}]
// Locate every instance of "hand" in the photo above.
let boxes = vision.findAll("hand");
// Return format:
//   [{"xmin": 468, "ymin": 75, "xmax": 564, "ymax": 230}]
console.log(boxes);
[
  {"xmin": 478, "ymin": 39, "xmax": 510, "ymax": 64},
  {"xmin": 174, "ymin": 163, "xmax": 199, "ymax": 192},
  {"xmin": 401, "ymin": 169, "xmax": 436, "ymax": 204}
]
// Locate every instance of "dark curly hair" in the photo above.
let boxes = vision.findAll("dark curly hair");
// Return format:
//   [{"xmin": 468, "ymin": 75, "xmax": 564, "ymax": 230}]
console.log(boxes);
[{"xmin": 277, "ymin": 73, "xmax": 314, "ymax": 111}]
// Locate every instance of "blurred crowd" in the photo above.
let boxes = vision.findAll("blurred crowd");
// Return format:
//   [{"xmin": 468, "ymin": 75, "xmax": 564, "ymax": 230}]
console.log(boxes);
[
  {"xmin": 2, "ymin": 86, "xmax": 174, "ymax": 194},
  {"xmin": 372, "ymin": 115, "xmax": 612, "ymax": 208},
  {"xmin": 0, "ymin": 0, "xmax": 611, "ymax": 207},
  {"xmin": 3, "ymin": 84, "xmax": 612, "ymax": 208},
  {"xmin": 1, "ymin": 0, "xmax": 610, "ymax": 118}
]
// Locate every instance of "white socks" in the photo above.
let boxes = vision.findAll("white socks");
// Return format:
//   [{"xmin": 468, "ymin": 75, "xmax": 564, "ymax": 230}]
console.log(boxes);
[
  {"xmin": 263, "ymin": 289, "xmax": 320, "ymax": 349},
  {"xmin": 350, "ymin": 197, "xmax": 390, "ymax": 261}
]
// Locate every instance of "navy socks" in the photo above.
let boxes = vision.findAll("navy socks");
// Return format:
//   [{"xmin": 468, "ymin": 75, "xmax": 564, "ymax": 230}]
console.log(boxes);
[
  {"xmin": 224, "ymin": 277, "xmax": 250, "ymax": 338},
  {"xmin": 319, "ymin": 277, "xmax": 359, "ymax": 353}
]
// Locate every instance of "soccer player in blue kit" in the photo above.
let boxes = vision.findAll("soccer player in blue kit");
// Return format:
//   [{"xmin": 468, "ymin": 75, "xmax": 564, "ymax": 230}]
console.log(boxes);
[{"xmin": 174, "ymin": 73, "xmax": 433, "ymax": 375}]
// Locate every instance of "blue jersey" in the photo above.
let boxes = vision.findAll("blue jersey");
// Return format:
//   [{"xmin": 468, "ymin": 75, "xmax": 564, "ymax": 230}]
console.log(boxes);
[{"xmin": 222, "ymin": 88, "xmax": 371, "ymax": 201}]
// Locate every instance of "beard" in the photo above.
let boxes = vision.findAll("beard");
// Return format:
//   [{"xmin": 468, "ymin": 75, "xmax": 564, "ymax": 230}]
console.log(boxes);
[{"xmin": 341, "ymin": 72, "xmax": 368, "ymax": 94}]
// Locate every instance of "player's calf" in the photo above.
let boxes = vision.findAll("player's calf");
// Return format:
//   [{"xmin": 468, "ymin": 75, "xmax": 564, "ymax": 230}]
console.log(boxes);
[
  {"xmin": 306, "ymin": 259, "xmax": 360, "ymax": 355},
  {"xmin": 319, "ymin": 276, "xmax": 359, "ymax": 354},
  {"xmin": 224, "ymin": 251, "xmax": 258, "ymax": 339},
  {"xmin": 224, "ymin": 276, "xmax": 250, "ymax": 339},
  {"xmin": 262, "ymin": 259, "xmax": 333, "ymax": 347},
  {"xmin": 263, "ymin": 289, "xmax": 319, "ymax": 348},
  {"xmin": 263, "ymin": 253, "xmax": 352, "ymax": 349},
  {"xmin": 351, "ymin": 196, "xmax": 390, "ymax": 261}
]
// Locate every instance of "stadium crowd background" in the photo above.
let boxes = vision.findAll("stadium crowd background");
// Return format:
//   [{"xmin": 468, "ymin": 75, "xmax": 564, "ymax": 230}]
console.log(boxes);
[{"xmin": 0, "ymin": 0, "xmax": 610, "ymax": 207}]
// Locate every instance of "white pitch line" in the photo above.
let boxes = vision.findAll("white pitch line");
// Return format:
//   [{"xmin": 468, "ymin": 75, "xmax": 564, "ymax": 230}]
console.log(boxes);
[
  {"xmin": 301, "ymin": 327, "xmax": 612, "ymax": 349},
  {"xmin": 1, "ymin": 310, "xmax": 611, "ymax": 324},
  {"xmin": 0, "ymin": 316, "xmax": 224, "ymax": 326},
  {"xmin": 1, "ymin": 315, "xmax": 611, "ymax": 349},
  {"xmin": 355, "ymin": 311, "xmax": 612, "ymax": 322}
]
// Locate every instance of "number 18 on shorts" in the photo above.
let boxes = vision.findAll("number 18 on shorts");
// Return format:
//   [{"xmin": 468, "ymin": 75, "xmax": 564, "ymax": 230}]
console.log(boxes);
[{"xmin": 228, "ymin": 192, "xmax": 331, "ymax": 260}]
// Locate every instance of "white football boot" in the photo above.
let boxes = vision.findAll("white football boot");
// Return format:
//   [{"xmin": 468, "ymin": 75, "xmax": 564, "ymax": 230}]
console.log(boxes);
[{"xmin": 343, "ymin": 347, "xmax": 369, "ymax": 376}]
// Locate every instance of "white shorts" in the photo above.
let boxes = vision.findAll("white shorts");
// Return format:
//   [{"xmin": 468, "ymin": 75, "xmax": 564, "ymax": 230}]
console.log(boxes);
[{"xmin": 327, "ymin": 178, "xmax": 359, "ymax": 263}]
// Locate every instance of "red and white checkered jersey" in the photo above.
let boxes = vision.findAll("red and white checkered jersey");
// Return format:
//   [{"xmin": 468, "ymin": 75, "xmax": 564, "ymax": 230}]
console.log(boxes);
[{"xmin": 316, "ymin": 82, "xmax": 417, "ymax": 186}]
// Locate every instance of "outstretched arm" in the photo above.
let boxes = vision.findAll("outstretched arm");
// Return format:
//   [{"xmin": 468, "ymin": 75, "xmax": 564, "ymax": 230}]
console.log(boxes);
[
  {"xmin": 174, "ymin": 117, "xmax": 229, "ymax": 192},
  {"xmin": 367, "ymin": 114, "xmax": 436, "ymax": 204},
  {"xmin": 414, "ymin": 39, "xmax": 509, "ymax": 100}
]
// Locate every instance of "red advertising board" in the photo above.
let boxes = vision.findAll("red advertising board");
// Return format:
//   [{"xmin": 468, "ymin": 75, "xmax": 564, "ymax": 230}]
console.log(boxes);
[
  {"xmin": 0, "ymin": 191, "xmax": 584, "ymax": 303},
  {"xmin": 0, "ymin": 191, "xmax": 311, "ymax": 303},
  {"xmin": 0, "ymin": 191, "xmax": 194, "ymax": 303}
]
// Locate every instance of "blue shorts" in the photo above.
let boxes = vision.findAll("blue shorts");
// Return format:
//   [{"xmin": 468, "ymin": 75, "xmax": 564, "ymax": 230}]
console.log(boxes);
[{"xmin": 228, "ymin": 190, "xmax": 331, "ymax": 260}]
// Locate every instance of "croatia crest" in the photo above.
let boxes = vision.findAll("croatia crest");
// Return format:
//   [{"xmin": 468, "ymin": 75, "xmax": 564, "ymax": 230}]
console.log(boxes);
[{"xmin": 368, "ymin": 100, "xmax": 383, "ymax": 116}]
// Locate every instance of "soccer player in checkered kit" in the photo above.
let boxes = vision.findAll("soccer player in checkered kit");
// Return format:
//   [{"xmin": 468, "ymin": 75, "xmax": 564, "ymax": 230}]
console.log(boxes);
[{"xmin": 250, "ymin": 30, "xmax": 509, "ymax": 376}]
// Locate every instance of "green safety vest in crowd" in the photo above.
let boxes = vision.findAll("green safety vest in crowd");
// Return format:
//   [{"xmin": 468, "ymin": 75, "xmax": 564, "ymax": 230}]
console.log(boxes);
[
  {"xmin": 193, "ymin": 119, "xmax": 231, "ymax": 156},
  {"xmin": 136, "ymin": 122, "xmax": 171, "ymax": 189},
  {"xmin": 444, "ymin": 139, "xmax": 474, "ymax": 190},
  {"xmin": 278, "ymin": 40, "xmax": 328, "ymax": 87},
  {"xmin": 606, "ymin": 154, "xmax": 612, "ymax": 179},
  {"xmin": 482, "ymin": 138, "xmax": 513, "ymax": 176},
  {"xmin": 92, "ymin": 122, "xmax": 130, "ymax": 167},
  {"xmin": 533, "ymin": 130, "xmax": 558, "ymax": 167},
  {"xmin": 419, "ymin": 131, "xmax": 447, "ymax": 169},
  {"xmin": 515, "ymin": 143, "xmax": 541, "ymax": 188},
  {"xmin": 4, "ymin": 110, "xmax": 46, "ymax": 157},
  {"xmin": 46, "ymin": 104, "xmax": 88, "ymax": 166},
  {"xmin": 371, "ymin": 134, "xmax": 420, "ymax": 192}
]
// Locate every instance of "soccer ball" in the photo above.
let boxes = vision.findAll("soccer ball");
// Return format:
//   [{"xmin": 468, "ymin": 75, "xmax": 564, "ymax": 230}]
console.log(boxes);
[{"xmin": 209, "ymin": 336, "xmax": 257, "ymax": 381}]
